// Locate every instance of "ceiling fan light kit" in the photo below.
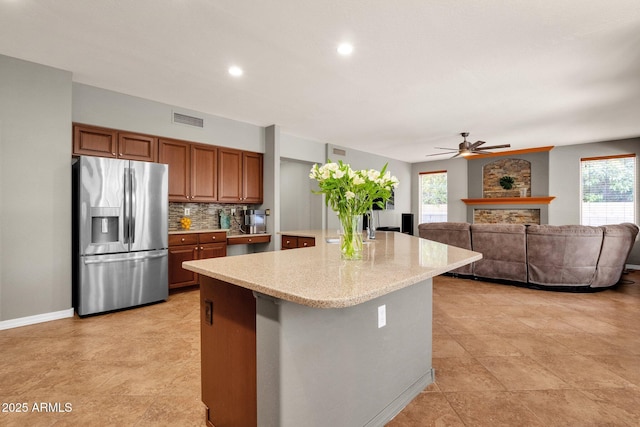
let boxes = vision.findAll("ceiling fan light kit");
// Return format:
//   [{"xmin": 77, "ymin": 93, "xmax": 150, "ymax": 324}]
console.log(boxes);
[{"xmin": 426, "ymin": 132, "xmax": 511, "ymax": 159}]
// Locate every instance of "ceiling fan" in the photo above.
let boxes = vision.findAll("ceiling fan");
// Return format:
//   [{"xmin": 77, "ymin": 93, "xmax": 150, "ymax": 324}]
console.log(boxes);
[{"xmin": 426, "ymin": 132, "xmax": 511, "ymax": 158}]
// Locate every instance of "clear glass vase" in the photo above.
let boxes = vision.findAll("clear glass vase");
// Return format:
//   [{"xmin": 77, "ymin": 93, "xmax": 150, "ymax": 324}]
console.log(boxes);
[{"xmin": 339, "ymin": 213, "xmax": 363, "ymax": 260}]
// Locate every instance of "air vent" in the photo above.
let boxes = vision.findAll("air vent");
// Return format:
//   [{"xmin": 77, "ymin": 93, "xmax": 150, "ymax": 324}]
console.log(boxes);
[
  {"xmin": 173, "ymin": 112, "xmax": 204, "ymax": 128},
  {"xmin": 332, "ymin": 148, "xmax": 346, "ymax": 156}
]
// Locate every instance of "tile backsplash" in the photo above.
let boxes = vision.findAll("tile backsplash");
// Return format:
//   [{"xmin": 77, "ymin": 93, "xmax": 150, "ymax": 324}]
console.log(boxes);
[{"xmin": 169, "ymin": 202, "xmax": 257, "ymax": 233}]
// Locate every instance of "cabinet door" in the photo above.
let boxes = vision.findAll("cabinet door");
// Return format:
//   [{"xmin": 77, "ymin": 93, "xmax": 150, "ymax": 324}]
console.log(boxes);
[
  {"xmin": 201, "ymin": 278, "xmax": 257, "ymax": 427},
  {"xmin": 159, "ymin": 139, "xmax": 191, "ymax": 202},
  {"xmin": 199, "ymin": 242, "xmax": 227, "ymax": 259},
  {"xmin": 168, "ymin": 245, "xmax": 199, "ymax": 289},
  {"xmin": 218, "ymin": 148, "xmax": 243, "ymax": 202},
  {"xmin": 298, "ymin": 237, "xmax": 316, "ymax": 248},
  {"xmin": 281, "ymin": 235, "xmax": 298, "ymax": 250},
  {"xmin": 242, "ymin": 152, "xmax": 263, "ymax": 204},
  {"xmin": 118, "ymin": 132, "xmax": 157, "ymax": 162},
  {"xmin": 191, "ymin": 144, "xmax": 218, "ymax": 202},
  {"xmin": 73, "ymin": 124, "xmax": 117, "ymax": 158}
]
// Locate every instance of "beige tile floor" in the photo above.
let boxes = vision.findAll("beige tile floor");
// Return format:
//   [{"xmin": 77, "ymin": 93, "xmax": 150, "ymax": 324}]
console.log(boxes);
[{"xmin": 1, "ymin": 271, "xmax": 639, "ymax": 426}]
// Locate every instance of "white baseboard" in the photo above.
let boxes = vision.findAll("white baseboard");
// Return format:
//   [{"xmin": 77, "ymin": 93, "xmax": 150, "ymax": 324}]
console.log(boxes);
[
  {"xmin": 626, "ymin": 264, "xmax": 640, "ymax": 271},
  {"xmin": 0, "ymin": 308, "xmax": 74, "ymax": 331}
]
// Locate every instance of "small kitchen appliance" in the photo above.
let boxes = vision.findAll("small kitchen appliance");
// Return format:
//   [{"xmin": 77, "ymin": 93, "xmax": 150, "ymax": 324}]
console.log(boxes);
[{"xmin": 243, "ymin": 209, "xmax": 267, "ymax": 234}]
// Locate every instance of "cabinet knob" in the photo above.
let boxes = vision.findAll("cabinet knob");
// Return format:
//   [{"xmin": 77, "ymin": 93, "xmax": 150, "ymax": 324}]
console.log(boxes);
[
  {"xmin": 181, "ymin": 238, "xmax": 185, "ymax": 242},
  {"xmin": 112, "ymin": 152, "xmax": 116, "ymax": 156},
  {"xmin": 303, "ymin": 242, "xmax": 308, "ymax": 246},
  {"xmin": 119, "ymin": 153, "xmax": 123, "ymax": 156},
  {"xmin": 212, "ymin": 236, "xmax": 216, "ymax": 240},
  {"xmin": 248, "ymin": 239, "xmax": 252, "ymax": 242},
  {"xmin": 286, "ymin": 240, "xmax": 290, "ymax": 244},
  {"xmin": 200, "ymin": 246, "xmax": 204, "ymax": 250},
  {"xmin": 194, "ymin": 247, "xmax": 198, "ymax": 251}
]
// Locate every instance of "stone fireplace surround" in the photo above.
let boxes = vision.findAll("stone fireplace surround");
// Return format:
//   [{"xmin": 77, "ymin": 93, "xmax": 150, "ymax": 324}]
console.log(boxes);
[{"xmin": 464, "ymin": 147, "xmax": 554, "ymax": 224}]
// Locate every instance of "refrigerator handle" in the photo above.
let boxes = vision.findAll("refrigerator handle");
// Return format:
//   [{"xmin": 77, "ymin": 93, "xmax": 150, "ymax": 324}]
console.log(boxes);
[
  {"xmin": 124, "ymin": 167, "xmax": 131, "ymax": 244},
  {"xmin": 83, "ymin": 251, "xmax": 167, "ymax": 264},
  {"xmin": 131, "ymin": 169, "xmax": 136, "ymax": 244}
]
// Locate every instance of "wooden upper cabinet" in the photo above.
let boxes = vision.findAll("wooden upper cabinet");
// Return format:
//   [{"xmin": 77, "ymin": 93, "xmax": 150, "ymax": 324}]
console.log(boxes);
[
  {"xmin": 191, "ymin": 144, "xmax": 218, "ymax": 202},
  {"xmin": 159, "ymin": 139, "xmax": 219, "ymax": 203},
  {"xmin": 159, "ymin": 138, "xmax": 191, "ymax": 202},
  {"xmin": 118, "ymin": 132, "xmax": 157, "ymax": 162},
  {"xmin": 218, "ymin": 148, "xmax": 263, "ymax": 203},
  {"xmin": 73, "ymin": 124, "xmax": 156, "ymax": 162},
  {"xmin": 73, "ymin": 124, "xmax": 262, "ymax": 204},
  {"xmin": 218, "ymin": 148, "xmax": 244, "ymax": 202},
  {"xmin": 73, "ymin": 124, "xmax": 118, "ymax": 158},
  {"xmin": 243, "ymin": 151, "xmax": 263, "ymax": 204}
]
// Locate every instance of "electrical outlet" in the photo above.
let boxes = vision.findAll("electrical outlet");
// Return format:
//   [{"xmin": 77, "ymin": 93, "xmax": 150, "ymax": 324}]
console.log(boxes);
[
  {"xmin": 184, "ymin": 208, "xmax": 190, "ymax": 216},
  {"xmin": 378, "ymin": 305, "xmax": 386, "ymax": 328},
  {"xmin": 242, "ymin": 205, "xmax": 247, "ymax": 211},
  {"xmin": 231, "ymin": 208, "xmax": 236, "ymax": 215}
]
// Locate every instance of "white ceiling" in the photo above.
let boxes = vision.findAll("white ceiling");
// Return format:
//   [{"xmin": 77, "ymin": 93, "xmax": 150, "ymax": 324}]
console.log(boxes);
[{"xmin": 2, "ymin": 0, "xmax": 640, "ymax": 163}]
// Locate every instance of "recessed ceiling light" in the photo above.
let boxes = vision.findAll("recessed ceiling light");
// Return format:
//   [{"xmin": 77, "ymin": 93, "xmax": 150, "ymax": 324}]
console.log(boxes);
[
  {"xmin": 337, "ymin": 43, "xmax": 354, "ymax": 56},
  {"xmin": 228, "ymin": 66, "xmax": 243, "ymax": 77}
]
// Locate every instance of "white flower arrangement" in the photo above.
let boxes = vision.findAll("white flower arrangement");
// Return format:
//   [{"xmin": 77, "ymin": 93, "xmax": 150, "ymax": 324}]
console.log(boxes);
[{"xmin": 309, "ymin": 160, "xmax": 399, "ymax": 216}]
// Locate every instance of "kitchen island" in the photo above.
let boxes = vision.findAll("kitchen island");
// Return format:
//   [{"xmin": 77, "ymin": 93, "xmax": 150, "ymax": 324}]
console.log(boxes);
[{"xmin": 183, "ymin": 230, "xmax": 481, "ymax": 427}]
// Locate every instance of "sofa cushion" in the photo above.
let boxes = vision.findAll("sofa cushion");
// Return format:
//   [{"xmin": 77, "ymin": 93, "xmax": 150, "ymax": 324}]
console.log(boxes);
[
  {"xmin": 591, "ymin": 223, "xmax": 639, "ymax": 288},
  {"xmin": 526, "ymin": 225, "xmax": 603, "ymax": 286},
  {"xmin": 418, "ymin": 222, "xmax": 472, "ymax": 275},
  {"xmin": 470, "ymin": 224, "xmax": 527, "ymax": 282}
]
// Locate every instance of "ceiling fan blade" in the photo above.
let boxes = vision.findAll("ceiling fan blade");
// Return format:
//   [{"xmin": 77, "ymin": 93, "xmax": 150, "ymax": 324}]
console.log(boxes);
[
  {"xmin": 450, "ymin": 152, "xmax": 461, "ymax": 159},
  {"xmin": 475, "ymin": 144, "xmax": 511, "ymax": 150},
  {"xmin": 434, "ymin": 147, "xmax": 458, "ymax": 151},
  {"xmin": 469, "ymin": 140, "xmax": 486, "ymax": 149},
  {"xmin": 425, "ymin": 152, "xmax": 453, "ymax": 157}
]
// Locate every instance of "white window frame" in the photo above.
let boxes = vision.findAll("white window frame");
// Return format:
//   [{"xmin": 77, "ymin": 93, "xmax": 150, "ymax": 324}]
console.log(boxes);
[
  {"xmin": 580, "ymin": 154, "xmax": 636, "ymax": 226},
  {"xmin": 419, "ymin": 170, "xmax": 448, "ymax": 223}
]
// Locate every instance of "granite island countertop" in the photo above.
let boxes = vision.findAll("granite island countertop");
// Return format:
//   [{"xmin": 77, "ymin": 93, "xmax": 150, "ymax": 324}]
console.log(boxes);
[{"xmin": 183, "ymin": 230, "xmax": 481, "ymax": 308}]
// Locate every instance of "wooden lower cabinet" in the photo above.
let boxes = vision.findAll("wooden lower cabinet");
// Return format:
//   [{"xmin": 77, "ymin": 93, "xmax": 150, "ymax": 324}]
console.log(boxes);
[
  {"xmin": 281, "ymin": 235, "xmax": 316, "ymax": 250},
  {"xmin": 201, "ymin": 277, "xmax": 257, "ymax": 427},
  {"xmin": 227, "ymin": 234, "xmax": 271, "ymax": 245},
  {"xmin": 168, "ymin": 232, "xmax": 227, "ymax": 290}
]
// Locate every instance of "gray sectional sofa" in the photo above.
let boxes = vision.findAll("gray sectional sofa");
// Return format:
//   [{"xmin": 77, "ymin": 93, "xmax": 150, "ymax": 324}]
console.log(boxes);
[{"xmin": 418, "ymin": 222, "xmax": 639, "ymax": 291}]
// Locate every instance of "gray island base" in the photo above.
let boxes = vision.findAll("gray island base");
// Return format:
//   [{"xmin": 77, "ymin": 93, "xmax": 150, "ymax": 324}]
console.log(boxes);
[{"xmin": 185, "ymin": 231, "xmax": 481, "ymax": 427}]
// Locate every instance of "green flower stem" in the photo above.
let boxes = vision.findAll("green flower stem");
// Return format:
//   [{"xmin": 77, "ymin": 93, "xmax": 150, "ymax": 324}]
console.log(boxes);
[{"xmin": 339, "ymin": 212, "xmax": 363, "ymax": 260}]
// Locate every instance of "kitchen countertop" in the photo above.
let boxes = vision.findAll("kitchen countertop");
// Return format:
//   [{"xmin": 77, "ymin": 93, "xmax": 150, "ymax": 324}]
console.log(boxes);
[
  {"xmin": 169, "ymin": 229, "xmax": 270, "ymax": 239},
  {"xmin": 182, "ymin": 230, "xmax": 481, "ymax": 308},
  {"xmin": 169, "ymin": 228, "xmax": 229, "ymax": 235}
]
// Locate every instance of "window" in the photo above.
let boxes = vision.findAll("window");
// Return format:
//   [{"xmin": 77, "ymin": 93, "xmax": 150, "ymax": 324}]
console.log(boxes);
[
  {"xmin": 580, "ymin": 154, "xmax": 636, "ymax": 226},
  {"xmin": 419, "ymin": 170, "xmax": 447, "ymax": 223}
]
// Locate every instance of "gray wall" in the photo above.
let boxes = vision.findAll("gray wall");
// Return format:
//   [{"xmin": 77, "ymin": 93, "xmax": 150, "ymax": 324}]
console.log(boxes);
[
  {"xmin": 279, "ymin": 133, "xmax": 326, "ymax": 234},
  {"xmin": 325, "ymin": 144, "xmax": 412, "ymax": 231},
  {"xmin": 73, "ymin": 83, "xmax": 264, "ymax": 153},
  {"xmin": 0, "ymin": 55, "xmax": 72, "ymax": 321},
  {"xmin": 411, "ymin": 158, "xmax": 468, "ymax": 231},
  {"xmin": 280, "ymin": 159, "xmax": 323, "ymax": 231},
  {"xmin": 466, "ymin": 150, "xmax": 550, "ymax": 198},
  {"xmin": 549, "ymin": 138, "xmax": 640, "ymax": 264}
]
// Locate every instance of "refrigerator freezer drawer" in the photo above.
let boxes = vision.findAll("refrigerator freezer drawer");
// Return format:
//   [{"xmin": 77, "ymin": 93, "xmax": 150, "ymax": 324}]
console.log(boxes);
[{"xmin": 78, "ymin": 250, "xmax": 168, "ymax": 316}]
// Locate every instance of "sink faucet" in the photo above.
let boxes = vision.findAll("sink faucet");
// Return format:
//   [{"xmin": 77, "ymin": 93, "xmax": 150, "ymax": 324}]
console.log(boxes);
[{"xmin": 367, "ymin": 211, "xmax": 376, "ymax": 240}]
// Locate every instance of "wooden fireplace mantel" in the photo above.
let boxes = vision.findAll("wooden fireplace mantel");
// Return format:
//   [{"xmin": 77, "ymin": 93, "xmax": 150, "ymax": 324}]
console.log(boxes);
[{"xmin": 461, "ymin": 196, "xmax": 556, "ymax": 205}]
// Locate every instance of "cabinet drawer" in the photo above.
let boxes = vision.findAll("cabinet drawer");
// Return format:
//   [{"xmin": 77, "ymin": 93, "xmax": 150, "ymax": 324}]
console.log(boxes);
[
  {"xmin": 228, "ymin": 235, "xmax": 271, "ymax": 245},
  {"xmin": 298, "ymin": 237, "xmax": 315, "ymax": 248},
  {"xmin": 281, "ymin": 235, "xmax": 298, "ymax": 249},
  {"xmin": 169, "ymin": 233, "xmax": 199, "ymax": 246},
  {"xmin": 199, "ymin": 231, "xmax": 228, "ymax": 243}
]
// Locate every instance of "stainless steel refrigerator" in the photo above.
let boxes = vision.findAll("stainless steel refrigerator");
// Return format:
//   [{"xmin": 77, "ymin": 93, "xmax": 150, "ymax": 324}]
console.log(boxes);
[{"xmin": 73, "ymin": 156, "xmax": 168, "ymax": 316}]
